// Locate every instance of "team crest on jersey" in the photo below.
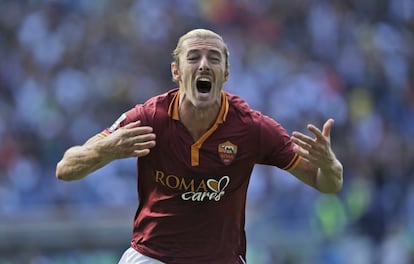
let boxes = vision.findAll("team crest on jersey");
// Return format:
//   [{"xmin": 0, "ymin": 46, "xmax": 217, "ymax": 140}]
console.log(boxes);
[{"xmin": 218, "ymin": 141, "xmax": 238, "ymax": 165}]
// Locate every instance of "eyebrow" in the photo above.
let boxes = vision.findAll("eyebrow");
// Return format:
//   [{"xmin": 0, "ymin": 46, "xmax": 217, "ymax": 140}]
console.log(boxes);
[{"xmin": 186, "ymin": 49, "xmax": 222, "ymax": 57}]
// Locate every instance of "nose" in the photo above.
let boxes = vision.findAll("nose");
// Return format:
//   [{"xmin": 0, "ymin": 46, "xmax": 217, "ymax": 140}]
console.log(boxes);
[{"xmin": 198, "ymin": 57, "xmax": 210, "ymax": 72}]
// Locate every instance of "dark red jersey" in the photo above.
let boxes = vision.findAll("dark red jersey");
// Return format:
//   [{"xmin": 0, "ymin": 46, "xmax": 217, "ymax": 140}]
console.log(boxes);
[{"xmin": 103, "ymin": 89, "xmax": 300, "ymax": 264}]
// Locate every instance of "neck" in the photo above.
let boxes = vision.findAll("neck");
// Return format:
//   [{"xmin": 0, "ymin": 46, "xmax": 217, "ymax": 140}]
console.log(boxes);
[{"xmin": 178, "ymin": 96, "xmax": 221, "ymax": 141}]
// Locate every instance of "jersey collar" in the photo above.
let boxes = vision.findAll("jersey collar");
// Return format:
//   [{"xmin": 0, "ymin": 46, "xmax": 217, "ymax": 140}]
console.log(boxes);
[{"xmin": 168, "ymin": 90, "xmax": 229, "ymax": 124}]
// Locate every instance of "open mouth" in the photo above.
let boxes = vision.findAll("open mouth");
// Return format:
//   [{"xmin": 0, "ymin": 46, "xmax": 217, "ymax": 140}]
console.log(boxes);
[{"xmin": 196, "ymin": 77, "xmax": 212, "ymax": 93}]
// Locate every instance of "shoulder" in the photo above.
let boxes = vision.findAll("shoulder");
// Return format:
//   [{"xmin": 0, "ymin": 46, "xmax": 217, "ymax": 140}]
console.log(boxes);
[
  {"xmin": 224, "ymin": 91, "xmax": 263, "ymax": 123},
  {"xmin": 129, "ymin": 88, "xmax": 177, "ymax": 119},
  {"xmin": 141, "ymin": 88, "xmax": 178, "ymax": 109},
  {"xmin": 225, "ymin": 91, "xmax": 250, "ymax": 111},
  {"xmin": 224, "ymin": 91, "xmax": 287, "ymax": 135},
  {"xmin": 107, "ymin": 89, "xmax": 177, "ymax": 133}
]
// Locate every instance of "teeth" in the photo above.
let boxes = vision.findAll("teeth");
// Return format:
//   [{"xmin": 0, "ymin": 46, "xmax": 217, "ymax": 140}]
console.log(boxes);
[{"xmin": 198, "ymin": 77, "xmax": 211, "ymax": 82}]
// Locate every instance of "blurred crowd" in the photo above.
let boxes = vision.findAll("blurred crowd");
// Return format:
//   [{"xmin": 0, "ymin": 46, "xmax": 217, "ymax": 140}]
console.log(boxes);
[{"xmin": 0, "ymin": 0, "xmax": 414, "ymax": 263}]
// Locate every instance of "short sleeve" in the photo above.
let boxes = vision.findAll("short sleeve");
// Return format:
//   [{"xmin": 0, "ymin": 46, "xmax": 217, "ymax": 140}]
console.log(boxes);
[
  {"xmin": 256, "ymin": 114, "xmax": 301, "ymax": 171},
  {"xmin": 101, "ymin": 104, "xmax": 145, "ymax": 136}
]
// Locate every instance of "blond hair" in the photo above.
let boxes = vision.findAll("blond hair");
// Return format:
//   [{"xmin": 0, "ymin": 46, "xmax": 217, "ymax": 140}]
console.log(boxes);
[{"xmin": 172, "ymin": 29, "xmax": 229, "ymax": 67}]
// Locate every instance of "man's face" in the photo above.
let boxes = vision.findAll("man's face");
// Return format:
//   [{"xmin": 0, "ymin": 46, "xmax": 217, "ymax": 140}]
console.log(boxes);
[{"xmin": 171, "ymin": 37, "xmax": 229, "ymax": 108}]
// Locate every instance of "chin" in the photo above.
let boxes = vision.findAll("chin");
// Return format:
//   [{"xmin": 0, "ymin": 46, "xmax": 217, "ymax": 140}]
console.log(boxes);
[
  {"xmin": 193, "ymin": 101, "xmax": 214, "ymax": 109},
  {"xmin": 197, "ymin": 97, "xmax": 223, "ymax": 108}
]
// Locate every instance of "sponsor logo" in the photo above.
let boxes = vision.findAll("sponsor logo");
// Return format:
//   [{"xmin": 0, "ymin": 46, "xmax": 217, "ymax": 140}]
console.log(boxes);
[
  {"xmin": 218, "ymin": 141, "xmax": 238, "ymax": 165},
  {"xmin": 155, "ymin": 170, "xmax": 230, "ymax": 202}
]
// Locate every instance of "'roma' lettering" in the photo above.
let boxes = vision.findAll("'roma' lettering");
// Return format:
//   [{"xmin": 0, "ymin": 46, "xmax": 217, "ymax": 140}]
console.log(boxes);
[{"xmin": 154, "ymin": 170, "xmax": 208, "ymax": 192}]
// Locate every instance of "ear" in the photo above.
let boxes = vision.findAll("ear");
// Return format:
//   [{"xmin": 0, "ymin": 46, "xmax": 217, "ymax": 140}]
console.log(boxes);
[
  {"xmin": 171, "ymin": 62, "xmax": 181, "ymax": 83},
  {"xmin": 224, "ymin": 64, "xmax": 230, "ymax": 82}
]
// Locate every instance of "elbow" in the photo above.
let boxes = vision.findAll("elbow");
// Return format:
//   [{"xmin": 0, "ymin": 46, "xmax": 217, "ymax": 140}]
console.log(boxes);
[
  {"xmin": 323, "ymin": 176, "xmax": 343, "ymax": 194},
  {"xmin": 319, "ymin": 164, "xmax": 344, "ymax": 194},
  {"xmin": 55, "ymin": 162, "xmax": 66, "ymax": 181},
  {"xmin": 335, "ymin": 177, "xmax": 344, "ymax": 193},
  {"xmin": 56, "ymin": 173, "xmax": 68, "ymax": 181},
  {"xmin": 319, "ymin": 180, "xmax": 343, "ymax": 194},
  {"xmin": 55, "ymin": 161, "xmax": 74, "ymax": 181}
]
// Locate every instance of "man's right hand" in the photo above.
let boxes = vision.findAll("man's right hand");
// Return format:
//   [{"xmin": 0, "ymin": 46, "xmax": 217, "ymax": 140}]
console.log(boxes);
[
  {"xmin": 56, "ymin": 120, "xmax": 156, "ymax": 181},
  {"xmin": 99, "ymin": 121, "xmax": 156, "ymax": 159}
]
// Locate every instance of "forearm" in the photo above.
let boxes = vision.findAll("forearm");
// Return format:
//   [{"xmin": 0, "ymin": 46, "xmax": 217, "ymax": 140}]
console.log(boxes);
[
  {"xmin": 315, "ymin": 159, "xmax": 343, "ymax": 193},
  {"xmin": 56, "ymin": 135, "xmax": 114, "ymax": 181},
  {"xmin": 56, "ymin": 123, "xmax": 156, "ymax": 181},
  {"xmin": 291, "ymin": 157, "xmax": 343, "ymax": 194}
]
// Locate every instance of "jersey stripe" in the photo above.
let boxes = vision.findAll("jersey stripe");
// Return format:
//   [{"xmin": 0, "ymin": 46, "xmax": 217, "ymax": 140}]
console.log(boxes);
[
  {"xmin": 283, "ymin": 153, "xmax": 301, "ymax": 171},
  {"xmin": 190, "ymin": 93, "xmax": 229, "ymax": 166},
  {"xmin": 168, "ymin": 90, "xmax": 229, "ymax": 166}
]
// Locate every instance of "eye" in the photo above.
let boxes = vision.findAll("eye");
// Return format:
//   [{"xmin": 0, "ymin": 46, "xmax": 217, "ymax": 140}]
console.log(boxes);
[
  {"xmin": 209, "ymin": 56, "xmax": 222, "ymax": 64},
  {"xmin": 188, "ymin": 58, "xmax": 198, "ymax": 64},
  {"xmin": 187, "ymin": 55, "xmax": 199, "ymax": 63}
]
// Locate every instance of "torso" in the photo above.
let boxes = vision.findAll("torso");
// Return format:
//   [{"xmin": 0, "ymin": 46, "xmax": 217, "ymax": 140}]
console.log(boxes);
[{"xmin": 104, "ymin": 89, "xmax": 298, "ymax": 264}]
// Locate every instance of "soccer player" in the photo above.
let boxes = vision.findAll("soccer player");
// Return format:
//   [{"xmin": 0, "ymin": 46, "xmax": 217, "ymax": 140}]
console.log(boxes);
[{"xmin": 56, "ymin": 29, "xmax": 343, "ymax": 264}]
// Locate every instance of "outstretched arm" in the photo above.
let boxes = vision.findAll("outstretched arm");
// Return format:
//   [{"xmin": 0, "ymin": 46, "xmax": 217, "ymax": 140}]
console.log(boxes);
[
  {"xmin": 290, "ymin": 119, "xmax": 343, "ymax": 193},
  {"xmin": 56, "ymin": 121, "xmax": 156, "ymax": 181}
]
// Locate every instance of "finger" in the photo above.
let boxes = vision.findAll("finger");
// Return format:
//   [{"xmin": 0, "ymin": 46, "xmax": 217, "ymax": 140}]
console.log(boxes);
[
  {"xmin": 134, "ymin": 140, "xmax": 156, "ymax": 157},
  {"xmin": 292, "ymin": 132, "xmax": 316, "ymax": 146},
  {"xmin": 307, "ymin": 124, "xmax": 324, "ymax": 141},
  {"xmin": 293, "ymin": 144, "xmax": 311, "ymax": 160},
  {"xmin": 134, "ymin": 140, "xmax": 156, "ymax": 150},
  {"xmin": 123, "ymin": 121, "xmax": 153, "ymax": 133},
  {"xmin": 291, "ymin": 136, "xmax": 313, "ymax": 151},
  {"xmin": 122, "ymin": 140, "xmax": 156, "ymax": 158},
  {"xmin": 133, "ymin": 148, "xmax": 151, "ymax": 157},
  {"xmin": 124, "ymin": 126, "xmax": 154, "ymax": 137},
  {"xmin": 124, "ymin": 120, "xmax": 141, "ymax": 128},
  {"xmin": 293, "ymin": 144, "xmax": 324, "ymax": 167},
  {"xmin": 322, "ymin": 118, "xmax": 334, "ymax": 137},
  {"xmin": 129, "ymin": 132, "xmax": 156, "ymax": 143}
]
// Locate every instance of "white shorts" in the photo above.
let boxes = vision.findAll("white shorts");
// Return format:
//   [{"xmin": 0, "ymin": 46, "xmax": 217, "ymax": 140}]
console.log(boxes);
[
  {"xmin": 118, "ymin": 247, "xmax": 165, "ymax": 264},
  {"xmin": 119, "ymin": 247, "xmax": 247, "ymax": 264}
]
